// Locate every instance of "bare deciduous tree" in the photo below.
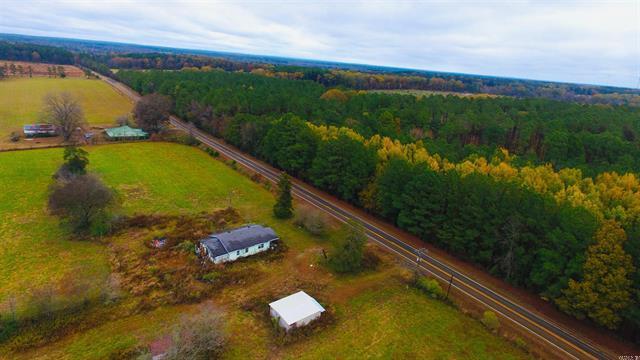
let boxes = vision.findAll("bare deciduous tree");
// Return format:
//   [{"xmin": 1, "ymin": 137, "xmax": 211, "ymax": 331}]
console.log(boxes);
[
  {"xmin": 48, "ymin": 174, "xmax": 115, "ymax": 233},
  {"xmin": 43, "ymin": 92, "xmax": 86, "ymax": 142},
  {"xmin": 133, "ymin": 93, "xmax": 172, "ymax": 133},
  {"xmin": 115, "ymin": 114, "xmax": 131, "ymax": 126},
  {"xmin": 165, "ymin": 309, "xmax": 226, "ymax": 360}
]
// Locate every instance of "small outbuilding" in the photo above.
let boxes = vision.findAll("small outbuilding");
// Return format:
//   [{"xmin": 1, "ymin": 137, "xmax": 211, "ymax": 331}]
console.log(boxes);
[
  {"xmin": 197, "ymin": 224, "xmax": 278, "ymax": 264},
  {"xmin": 23, "ymin": 124, "xmax": 57, "ymax": 137},
  {"xmin": 269, "ymin": 291, "xmax": 325, "ymax": 331},
  {"xmin": 105, "ymin": 125, "xmax": 148, "ymax": 140}
]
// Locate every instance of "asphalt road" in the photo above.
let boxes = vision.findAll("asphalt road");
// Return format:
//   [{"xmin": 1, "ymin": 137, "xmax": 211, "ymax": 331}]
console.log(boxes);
[{"xmin": 101, "ymin": 74, "xmax": 612, "ymax": 360}]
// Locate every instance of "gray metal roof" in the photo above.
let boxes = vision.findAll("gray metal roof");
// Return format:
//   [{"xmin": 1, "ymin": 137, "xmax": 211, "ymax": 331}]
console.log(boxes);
[
  {"xmin": 200, "ymin": 224, "xmax": 278, "ymax": 258},
  {"xmin": 200, "ymin": 237, "xmax": 228, "ymax": 258}
]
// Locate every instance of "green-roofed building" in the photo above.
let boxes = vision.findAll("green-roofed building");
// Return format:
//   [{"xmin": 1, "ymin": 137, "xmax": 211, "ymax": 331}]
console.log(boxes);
[{"xmin": 105, "ymin": 125, "xmax": 149, "ymax": 140}]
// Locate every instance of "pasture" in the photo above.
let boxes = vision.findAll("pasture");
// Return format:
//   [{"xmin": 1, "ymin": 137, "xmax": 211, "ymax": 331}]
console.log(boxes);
[
  {"xmin": 0, "ymin": 77, "xmax": 132, "ymax": 139},
  {"xmin": 0, "ymin": 142, "xmax": 528, "ymax": 359}
]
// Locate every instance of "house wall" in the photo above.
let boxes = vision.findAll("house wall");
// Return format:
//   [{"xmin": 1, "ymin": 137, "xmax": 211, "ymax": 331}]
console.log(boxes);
[{"xmin": 214, "ymin": 240, "xmax": 273, "ymax": 263}]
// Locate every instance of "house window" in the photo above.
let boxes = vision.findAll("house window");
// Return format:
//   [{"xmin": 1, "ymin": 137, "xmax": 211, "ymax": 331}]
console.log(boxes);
[
  {"xmin": 258, "ymin": 244, "xmax": 264, "ymax": 249},
  {"xmin": 245, "ymin": 248, "xmax": 249, "ymax": 253},
  {"xmin": 236, "ymin": 250, "xmax": 240, "ymax": 255}
]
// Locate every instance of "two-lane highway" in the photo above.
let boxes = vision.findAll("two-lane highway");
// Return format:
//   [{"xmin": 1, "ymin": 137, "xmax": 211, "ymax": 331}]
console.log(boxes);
[{"xmin": 101, "ymin": 74, "xmax": 612, "ymax": 360}]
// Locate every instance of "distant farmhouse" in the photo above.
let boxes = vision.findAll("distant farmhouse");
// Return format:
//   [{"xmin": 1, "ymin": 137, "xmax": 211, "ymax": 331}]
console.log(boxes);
[
  {"xmin": 23, "ymin": 124, "xmax": 57, "ymax": 137},
  {"xmin": 197, "ymin": 225, "xmax": 279, "ymax": 264},
  {"xmin": 105, "ymin": 125, "xmax": 148, "ymax": 140},
  {"xmin": 269, "ymin": 291, "xmax": 325, "ymax": 331}
]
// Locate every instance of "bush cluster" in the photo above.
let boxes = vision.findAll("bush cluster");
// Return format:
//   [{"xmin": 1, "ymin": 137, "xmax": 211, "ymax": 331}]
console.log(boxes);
[{"xmin": 414, "ymin": 276, "xmax": 445, "ymax": 300}]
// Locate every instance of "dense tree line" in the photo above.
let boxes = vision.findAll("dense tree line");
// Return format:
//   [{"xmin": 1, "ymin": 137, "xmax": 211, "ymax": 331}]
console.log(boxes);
[
  {"xmin": 117, "ymin": 69, "xmax": 640, "ymax": 339},
  {"xmin": 2, "ymin": 38, "xmax": 637, "ymax": 106},
  {"xmin": 0, "ymin": 41, "xmax": 74, "ymax": 64},
  {"xmin": 310, "ymin": 69, "xmax": 640, "ymax": 106},
  {"xmin": 117, "ymin": 69, "xmax": 640, "ymax": 177},
  {"xmin": 78, "ymin": 52, "xmax": 261, "ymax": 73}
]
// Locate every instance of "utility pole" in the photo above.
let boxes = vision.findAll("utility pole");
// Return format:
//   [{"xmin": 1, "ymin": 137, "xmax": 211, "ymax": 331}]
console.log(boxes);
[
  {"xmin": 414, "ymin": 247, "xmax": 428, "ymax": 279},
  {"xmin": 446, "ymin": 274, "xmax": 454, "ymax": 299}
]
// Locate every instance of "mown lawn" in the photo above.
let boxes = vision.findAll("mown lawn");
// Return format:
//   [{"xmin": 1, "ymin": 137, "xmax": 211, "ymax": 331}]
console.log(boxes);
[
  {"xmin": 0, "ymin": 142, "xmax": 529, "ymax": 359},
  {"xmin": 284, "ymin": 283, "xmax": 525, "ymax": 359},
  {"xmin": 0, "ymin": 77, "xmax": 132, "ymax": 137}
]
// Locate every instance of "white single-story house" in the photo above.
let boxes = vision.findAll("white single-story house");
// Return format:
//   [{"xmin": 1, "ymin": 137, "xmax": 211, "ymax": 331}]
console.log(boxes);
[
  {"xmin": 197, "ymin": 224, "xmax": 278, "ymax": 264},
  {"xmin": 269, "ymin": 291, "xmax": 325, "ymax": 331}
]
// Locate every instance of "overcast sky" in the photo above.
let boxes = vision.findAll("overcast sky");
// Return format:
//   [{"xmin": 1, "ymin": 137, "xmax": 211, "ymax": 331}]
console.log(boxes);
[{"xmin": 1, "ymin": 0, "xmax": 638, "ymax": 88}]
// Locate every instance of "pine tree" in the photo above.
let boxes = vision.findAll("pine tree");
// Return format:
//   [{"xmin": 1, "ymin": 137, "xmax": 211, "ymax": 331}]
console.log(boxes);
[
  {"xmin": 273, "ymin": 173, "xmax": 293, "ymax": 219},
  {"xmin": 557, "ymin": 220, "xmax": 635, "ymax": 329}
]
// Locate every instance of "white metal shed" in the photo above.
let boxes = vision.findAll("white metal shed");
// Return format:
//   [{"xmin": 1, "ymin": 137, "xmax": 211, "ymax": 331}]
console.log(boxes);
[{"xmin": 269, "ymin": 291, "xmax": 325, "ymax": 331}]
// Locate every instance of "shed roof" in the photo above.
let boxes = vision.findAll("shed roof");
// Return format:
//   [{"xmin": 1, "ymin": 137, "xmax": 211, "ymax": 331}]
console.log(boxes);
[
  {"xmin": 105, "ymin": 125, "xmax": 148, "ymax": 138},
  {"xmin": 200, "ymin": 224, "xmax": 278, "ymax": 258},
  {"xmin": 269, "ymin": 291, "xmax": 325, "ymax": 326}
]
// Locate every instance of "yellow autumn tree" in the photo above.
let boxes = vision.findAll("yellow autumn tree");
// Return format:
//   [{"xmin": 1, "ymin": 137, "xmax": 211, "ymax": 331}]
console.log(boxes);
[
  {"xmin": 306, "ymin": 122, "xmax": 640, "ymax": 228},
  {"xmin": 320, "ymin": 88, "xmax": 349, "ymax": 102},
  {"xmin": 556, "ymin": 220, "xmax": 634, "ymax": 329}
]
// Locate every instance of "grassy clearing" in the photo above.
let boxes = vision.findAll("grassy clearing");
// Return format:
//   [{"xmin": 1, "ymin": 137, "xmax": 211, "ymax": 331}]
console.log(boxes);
[
  {"xmin": 0, "ymin": 142, "xmax": 529, "ymax": 359},
  {"xmin": 0, "ymin": 142, "xmax": 320, "ymax": 311},
  {"xmin": 0, "ymin": 77, "xmax": 132, "ymax": 137},
  {"xmin": 0, "ymin": 147, "xmax": 109, "ymax": 310},
  {"xmin": 283, "ymin": 282, "xmax": 523, "ymax": 359},
  {"xmin": 369, "ymin": 89, "xmax": 502, "ymax": 98}
]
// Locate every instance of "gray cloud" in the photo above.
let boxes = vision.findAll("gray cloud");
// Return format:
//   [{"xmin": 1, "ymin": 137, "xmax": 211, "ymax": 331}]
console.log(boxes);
[{"xmin": 0, "ymin": 0, "xmax": 638, "ymax": 87}]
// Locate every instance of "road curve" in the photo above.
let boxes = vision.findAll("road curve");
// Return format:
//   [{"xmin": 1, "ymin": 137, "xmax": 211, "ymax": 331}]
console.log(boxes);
[{"xmin": 100, "ymin": 74, "xmax": 612, "ymax": 360}]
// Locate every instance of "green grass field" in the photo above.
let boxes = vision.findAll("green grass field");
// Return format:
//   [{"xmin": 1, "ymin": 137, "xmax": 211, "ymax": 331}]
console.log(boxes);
[
  {"xmin": 0, "ymin": 142, "xmax": 528, "ymax": 359},
  {"xmin": 0, "ymin": 142, "xmax": 308, "ymax": 309},
  {"xmin": 0, "ymin": 77, "xmax": 132, "ymax": 136}
]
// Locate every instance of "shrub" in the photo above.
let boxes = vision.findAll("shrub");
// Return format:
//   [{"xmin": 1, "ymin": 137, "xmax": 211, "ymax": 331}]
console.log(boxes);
[
  {"xmin": 180, "ymin": 134, "xmax": 200, "ymax": 146},
  {"xmin": 328, "ymin": 221, "xmax": 366, "ymax": 274},
  {"xmin": 415, "ymin": 276, "xmax": 445, "ymax": 300},
  {"xmin": 9, "ymin": 131, "xmax": 20, "ymax": 142},
  {"xmin": 250, "ymin": 172, "xmax": 264, "ymax": 184},
  {"xmin": 89, "ymin": 211, "xmax": 114, "ymax": 236},
  {"xmin": 0, "ymin": 315, "xmax": 18, "ymax": 343},
  {"xmin": 205, "ymin": 147, "xmax": 219, "ymax": 157},
  {"xmin": 294, "ymin": 207, "xmax": 328, "ymax": 236},
  {"xmin": 175, "ymin": 241, "xmax": 195, "ymax": 254},
  {"xmin": 165, "ymin": 309, "xmax": 226, "ymax": 360},
  {"xmin": 481, "ymin": 310, "xmax": 500, "ymax": 332},
  {"xmin": 514, "ymin": 336, "xmax": 528, "ymax": 351},
  {"xmin": 201, "ymin": 271, "xmax": 220, "ymax": 283}
]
